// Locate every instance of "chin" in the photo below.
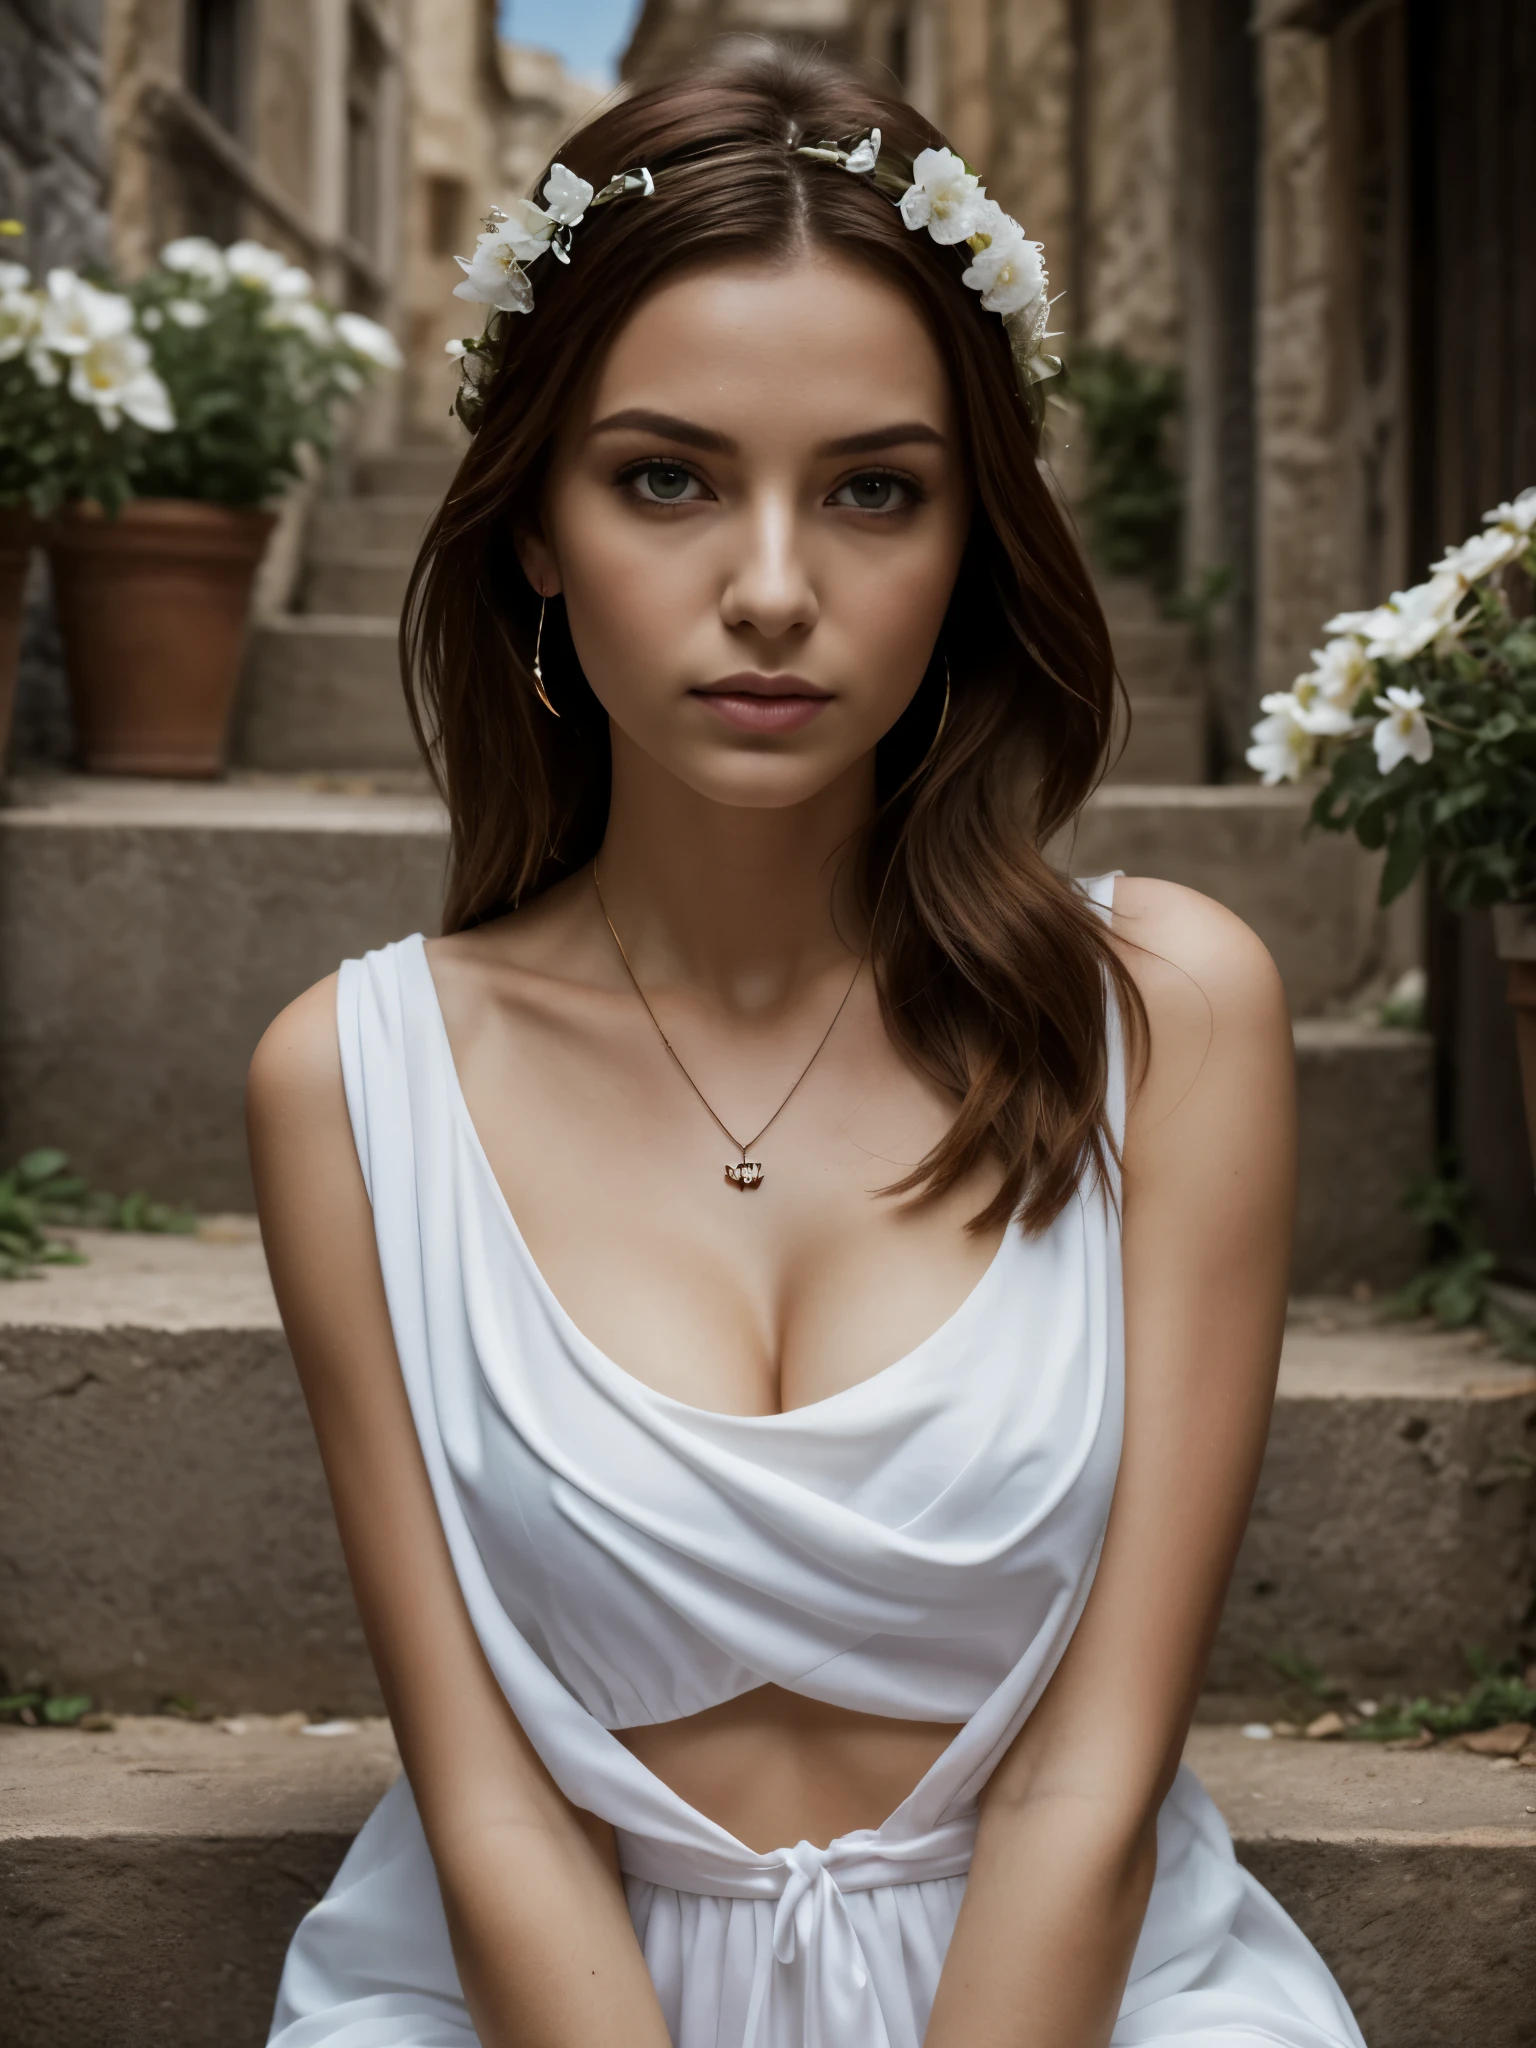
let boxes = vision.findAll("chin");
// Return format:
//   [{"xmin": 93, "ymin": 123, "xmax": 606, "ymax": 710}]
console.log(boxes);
[{"xmin": 671, "ymin": 743, "xmax": 860, "ymax": 813}]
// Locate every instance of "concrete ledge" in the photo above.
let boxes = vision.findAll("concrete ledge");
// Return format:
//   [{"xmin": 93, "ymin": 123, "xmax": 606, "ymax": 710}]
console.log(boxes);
[
  {"xmin": 1105, "ymin": 695, "xmax": 1206, "ymax": 783},
  {"xmin": 1, "ymin": 1718, "xmax": 1527, "ymax": 2048},
  {"xmin": 353, "ymin": 448, "xmax": 459, "ymax": 498},
  {"xmin": 1187, "ymin": 1727, "xmax": 1536, "ymax": 2048},
  {"xmin": 302, "ymin": 548, "xmax": 413, "ymax": 617},
  {"xmin": 311, "ymin": 495, "xmax": 436, "ymax": 553},
  {"xmin": 0, "ymin": 780, "xmax": 446, "ymax": 1209},
  {"xmin": 0, "ymin": 1713, "xmax": 398, "ymax": 2048},
  {"xmin": 1293, "ymin": 1022, "xmax": 1433, "ymax": 1290},
  {"xmin": 4, "ymin": 1240, "xmax": 1529, "ymax": 1714},
  {"xmin": 1071, "ymin": 786, "xmax": 1391, "ymax": 1017},
  {"xmin": 236, "ymin": 615, "xmax": 421, "ymax": 772},
  {"xmin": 1217, "ymin": 1300, "xmax": 1536, "ymax": 1696}
]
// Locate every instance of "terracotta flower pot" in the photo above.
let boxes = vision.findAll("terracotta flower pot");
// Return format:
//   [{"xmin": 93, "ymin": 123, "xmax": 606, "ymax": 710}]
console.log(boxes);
[
  {"xmin": 1492, "ymin": 901, "xmax": 1536, "ymax": 1180},
  {"xmin": 0, "ymin": 506, "xmax": 34, "ymax": 770},
  {"xmin": 46, "ymin": 499, "xmax": 277, "ymax": 777}
]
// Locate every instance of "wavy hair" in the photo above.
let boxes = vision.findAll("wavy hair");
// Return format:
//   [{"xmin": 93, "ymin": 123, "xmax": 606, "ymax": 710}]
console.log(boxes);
[{"xmin": 402, "ymin": 40, "xmax": 1144, "ymax": 1235}]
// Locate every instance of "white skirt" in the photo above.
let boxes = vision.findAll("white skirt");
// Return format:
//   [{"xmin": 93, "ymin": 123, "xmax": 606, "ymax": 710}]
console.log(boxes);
[{"xmin": 268, "ymin": 1765, "xmax": 1365, "ymax": 2048}]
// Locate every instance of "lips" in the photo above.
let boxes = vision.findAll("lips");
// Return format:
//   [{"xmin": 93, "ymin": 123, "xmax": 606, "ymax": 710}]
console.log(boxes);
[{"xmin": 690, "ymin": 673, "xmax": 832, "ymax": 735}]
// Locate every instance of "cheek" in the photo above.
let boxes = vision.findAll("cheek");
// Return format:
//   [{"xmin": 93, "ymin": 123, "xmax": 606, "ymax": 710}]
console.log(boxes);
[{"xmin": 549, "ymin": 484, "xmax": 701, "ymax": 700}]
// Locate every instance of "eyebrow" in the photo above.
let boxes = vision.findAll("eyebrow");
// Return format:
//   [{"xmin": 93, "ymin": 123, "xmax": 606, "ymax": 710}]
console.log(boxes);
[{"xmin": 586, "ymin": 408, "xmax": 948, "ymax": 457}]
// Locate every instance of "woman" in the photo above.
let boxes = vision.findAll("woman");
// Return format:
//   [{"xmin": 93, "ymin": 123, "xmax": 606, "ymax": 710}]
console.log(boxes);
[{"xmin": 249, "ymin": 44, "xmax": 1365, "ymax": 2048}]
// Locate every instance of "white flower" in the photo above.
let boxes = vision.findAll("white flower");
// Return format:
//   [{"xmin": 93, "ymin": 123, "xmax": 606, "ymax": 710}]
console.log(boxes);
[
  {"xmin": 139, "ymin": 305, "xmax": 163, "ymax": 331},
  {"xmin": 270, "ymin": 265, "xmax": 314, "ymax": 301},
  {"xmin": 334, "ymin": 311, "xmax": 402, "ymax": 370},
  {"xmin": 1305, "ymin": 634, "xmax": 1373, "ymax": 709},
  {"xmin": 899, "ymin": 147, "xmax": 989, "ymax": 245},
  {"xmin": 961, "ymin": 215, "xmax": 1046, "ymax": 317},
  {"xmin": 1432, "ymin": 525, "xmax": 1524, "ymax": 584},
  {"xmin": 1246, "ymin": 694, "xmax": 1320, "ymax": 784},
  {"xmin": 160, "ymin": 237, "xmax": 228, "ymax": 286},
  {"xmin": 1371, "ymin": 686, "xmax": 1433, "ymax": 774},
  {"xmin": 540, "ymin": 162, "xmax": 594, "ymax": 227},
  {"xmin": 1326, "ymin": 573, "xmax": 1465, "ymax": 662},
  {"xmin": 224, "ymin": 239, "xmax": 291, "ymax": 289},
  {"xmin": 843, "ymin": 128, "xmax": 881, "ymax": 175},
  {"xmin": 264, "ymin": 297, "xmax": 333, "ymax": 346},
  {"xmin": 165, "ymin": 297, "xmax": 211, "ymax": 329},
  {"xmin": 453, "ymin": 216, "xmax": 539, "ymax": 312},
  {"xmin": 36, "ymin": 270, "xmax": 133, "ymax": 355},
  {"xmin": 445, "ymin": 336, "xmax": 470, "ymax": 359},
  {"xmin": 0, "ymin": 259, "xmax": 29, "ymax": 292},
  {"xmin": 1484, "ymin": 486, "xmax": 1536, "ymax": 535},
  {"xmin": 67, "ymin": 328, "xmax": 174, "ymax": 431},
  {"xmin": 0, "ymin": 283, "xmax": 40, "ymax": 362}
]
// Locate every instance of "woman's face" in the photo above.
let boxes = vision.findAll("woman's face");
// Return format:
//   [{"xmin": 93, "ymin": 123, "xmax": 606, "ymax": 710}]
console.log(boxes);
[{"xmin": 521, "ymin": 249, "xmax": 971, "ymax": 812}]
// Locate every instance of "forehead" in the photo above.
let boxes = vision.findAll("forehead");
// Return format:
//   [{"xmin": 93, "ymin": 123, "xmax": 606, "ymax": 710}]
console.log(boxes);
[{"xmin": 580, "ymin": 250, "xmax": 955, "ymax": 440}]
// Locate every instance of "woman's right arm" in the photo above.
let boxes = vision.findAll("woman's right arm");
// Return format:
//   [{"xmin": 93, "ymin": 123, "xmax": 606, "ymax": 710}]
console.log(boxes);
[{"xmin": 247, "ymin": 977, "xmax": 673, "ymax": 2048}]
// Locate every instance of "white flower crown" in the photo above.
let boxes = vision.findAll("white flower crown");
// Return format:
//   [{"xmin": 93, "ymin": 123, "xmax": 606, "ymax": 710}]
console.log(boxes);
[{"xmin": 447, "ymin": 130, "xmax": 1059, "ymax": 426}]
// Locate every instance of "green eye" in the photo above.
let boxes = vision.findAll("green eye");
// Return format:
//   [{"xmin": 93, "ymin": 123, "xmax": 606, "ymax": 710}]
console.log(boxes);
[
  {"xmin": 640, "ymin": 463, "xmax": 693, "ymax": 501},
  {"xmin": 835, "ymin": 474, "xmax": 911, "ymax": 512}
]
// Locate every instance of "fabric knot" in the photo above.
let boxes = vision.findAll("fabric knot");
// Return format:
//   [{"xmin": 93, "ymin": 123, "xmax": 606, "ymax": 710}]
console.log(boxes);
[{"xmin": 769, "ymin": 1840, "xmax": 868, "ymax": 1994}]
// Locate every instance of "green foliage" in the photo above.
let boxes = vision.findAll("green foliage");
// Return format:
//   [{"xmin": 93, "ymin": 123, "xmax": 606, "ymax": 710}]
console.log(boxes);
[
  {"xmin": 1064, "ymin": 344, "xmax": 1183, "ymax": 591},
  {"xmin": 0, "ymin": 1147, "xmax": 195, "ymax": 1280},
  {"xmin": 1351, "ymin": 1662, "xmax": 1536, "ymax": 1743},
  {"xmin": 1309, "ymin": 581, "xmax": 1536, "ymax": 909},
  {"xmin": 0, "ymin": 332, "xmax": 154, "ymax": 517},
  {"xmin": 127, "ymin": 267, "xmax": 369, "ymax": 507},
  {"xmin": 0, "ymin": 1688, "xmax": 94, "ymax": 1726},
  {"xmin": 1381, "ymin": 1165, "xmax": 1536, "ymax": 1357}
]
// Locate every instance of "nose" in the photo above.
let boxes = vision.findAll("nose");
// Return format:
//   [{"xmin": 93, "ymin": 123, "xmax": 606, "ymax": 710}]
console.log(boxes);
[{"xmin": 720, "ymin": 489, "xmax": 818, "ymax": 645}]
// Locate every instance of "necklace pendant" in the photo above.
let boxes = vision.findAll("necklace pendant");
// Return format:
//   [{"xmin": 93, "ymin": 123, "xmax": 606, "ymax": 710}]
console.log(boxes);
[{"xmin": 725, "ymin": 1159, "xmax": 765, "ymax": 1190}]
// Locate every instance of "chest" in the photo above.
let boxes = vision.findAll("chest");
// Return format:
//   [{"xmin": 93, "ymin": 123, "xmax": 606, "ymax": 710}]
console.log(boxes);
[{"xmin": 442, "ymin": 974, "xmax": 1009, "ymax": 1418}]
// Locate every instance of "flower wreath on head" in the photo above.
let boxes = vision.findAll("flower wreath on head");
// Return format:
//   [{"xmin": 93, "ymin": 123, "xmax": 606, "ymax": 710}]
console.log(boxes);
[{"xmin": 445, "ymin": 129, "xmax": 1060, "ymax": 432}]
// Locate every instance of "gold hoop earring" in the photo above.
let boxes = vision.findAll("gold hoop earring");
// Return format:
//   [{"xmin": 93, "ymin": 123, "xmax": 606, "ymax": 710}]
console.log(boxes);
[{"xmin": 531, "ymin": 594, "xmax": 561, "ymax": 719}]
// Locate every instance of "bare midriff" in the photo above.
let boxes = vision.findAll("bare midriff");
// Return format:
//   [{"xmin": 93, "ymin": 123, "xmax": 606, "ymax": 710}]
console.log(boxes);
[{"xmin": 614, "ymin": 1685, "xmax": 963, "ymax": 1853}]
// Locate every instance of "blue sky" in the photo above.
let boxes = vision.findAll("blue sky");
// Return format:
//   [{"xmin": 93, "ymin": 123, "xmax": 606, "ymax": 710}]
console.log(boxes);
[{"xmin": 498, "ymin": 0, "xmax": 644, "ymax": 83}]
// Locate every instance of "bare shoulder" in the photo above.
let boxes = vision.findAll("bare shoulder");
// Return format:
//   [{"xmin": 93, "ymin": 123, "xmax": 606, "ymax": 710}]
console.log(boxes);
[
  {"xmin": 246, "ymin": 971, "xmax": 346, "ymax": 1144},
  {"xmin": 1104, "ymin": 877, "xmax": 1290, "ymax": 1131},
  {"xmin": 1109, "ymin": 874, "xmax": 1285, "ymax": 1033}
]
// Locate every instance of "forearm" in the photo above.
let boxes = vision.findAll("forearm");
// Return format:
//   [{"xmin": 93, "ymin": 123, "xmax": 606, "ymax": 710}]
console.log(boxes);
[
  {"xmin": 923, "ymin": 1791, "xmax": 1159, "ymax": 2048},
  {"xmin": 434, "ymin": 1813, "xmax": 673, "ymax": 2048}
]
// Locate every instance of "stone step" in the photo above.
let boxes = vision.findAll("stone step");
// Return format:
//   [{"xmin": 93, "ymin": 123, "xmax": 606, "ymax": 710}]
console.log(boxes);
[
  {"xmin": 5, "ymin": 1238, "xmax": 1522, "ymax": 1715},
  {"xmin": 310, "ymin": 494, "xmax": 437, "ymax": 553},
  {"xmin": 301, "ymin": 546, "xmax": 414, "ymax": 616},
  {"xmin": 0, "ymin": 781, "xmax": 1425, "ymax": 1220},
  {"xmin": 1108, "ymin": 615, "xmax": 1204, "ymax": 700},
  {"xmin": 237, "ymin": 615, "xmax": 417, "ymax": 772},
  {"xmin": 1106, "ymin": 693, "xmax": 1207, "ymax": 783},
  {"xmin": 352, "ymin": 445, "xmax": 461, "ymax": 499},
  {"xmin": 0, "ymin": 779, "xmax": 446, "ymax": 1211},
  {"xmin": 1, "ymin": 1717, "xmax": 1528, "ymax": 2047}
]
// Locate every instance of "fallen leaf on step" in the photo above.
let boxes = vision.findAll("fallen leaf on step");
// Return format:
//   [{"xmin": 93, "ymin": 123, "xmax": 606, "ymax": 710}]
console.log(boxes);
[
  {"xmin": 1454, "ymin": 1723, "xmax": 1533, "ymax": 1756},
  {"xmin": 1271, "ymin": 1721, "xmax": 1301, "ymax": 1738},
  {"xmin": 77, "ymin": 1712, "xmax": 115, "ymax": 1733},
  {"xmin": 1385, "ymin": 1727, "xmax": 1436, "ymax": 1750},
  {"xmin": 1305, "ymin": 1711, "xmax": 1347, "ymax": 1740}
]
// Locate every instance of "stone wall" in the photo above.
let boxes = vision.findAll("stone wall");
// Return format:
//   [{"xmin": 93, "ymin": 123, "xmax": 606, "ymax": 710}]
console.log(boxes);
[
  {"xmin": 1080, "ymin": 0, "xmax": 1180, "ymax": 363},
  {"xmin": 0, "ymin": 0, "xmax": 110, "ymax": 770},
  {"xmin": 1252, "ymin": 28, "xmax": 1340, "ymax": 697}
]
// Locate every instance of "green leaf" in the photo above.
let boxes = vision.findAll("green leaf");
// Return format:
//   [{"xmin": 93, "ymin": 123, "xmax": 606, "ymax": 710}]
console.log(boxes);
[
  {"xmin": 1379, "ymin": 818, "xmax": 1426, "ymax": 903},
  {"xmin": 41, "ymin": 1693, "xmax": 93, "ymax": 1726},
  {"xmin": 17, "ymin": 1148, "xmax": 69, "ymax": 1184}
]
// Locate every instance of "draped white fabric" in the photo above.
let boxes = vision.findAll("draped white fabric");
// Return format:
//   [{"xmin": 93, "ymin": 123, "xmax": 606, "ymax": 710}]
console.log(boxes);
[{"xmin": 268, "ymin": 880, "xmax": 1365, "ymax": 2048}]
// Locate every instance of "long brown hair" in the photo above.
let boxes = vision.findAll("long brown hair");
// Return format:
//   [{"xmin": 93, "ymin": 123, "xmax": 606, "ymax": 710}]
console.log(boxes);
[{"xmin": 403, "ymin": 41, "xmax": 1145, "ymax": 1235}]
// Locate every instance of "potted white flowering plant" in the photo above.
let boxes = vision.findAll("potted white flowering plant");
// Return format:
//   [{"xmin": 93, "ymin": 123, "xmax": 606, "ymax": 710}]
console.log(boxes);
[
  {"xmin": 1248, "ymin": 487, "xmax": 1536, "ymax": 1170},
  {"xmin": 0, "ymin": 242, "xmax": 175, "ymax": 764},
  {"xmin": 45, "ymin": 236, "xmax": 401, "ymax": 775}
]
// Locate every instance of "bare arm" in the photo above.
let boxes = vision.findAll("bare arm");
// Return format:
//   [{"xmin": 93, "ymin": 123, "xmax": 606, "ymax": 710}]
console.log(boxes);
[
  {"xmin": 247, "ymin": 980, "xmax": 672, "ymax": 2048},
  {"xmin": 923, "ymin": 878, "xmax": 1296, "ymax": 2048}
]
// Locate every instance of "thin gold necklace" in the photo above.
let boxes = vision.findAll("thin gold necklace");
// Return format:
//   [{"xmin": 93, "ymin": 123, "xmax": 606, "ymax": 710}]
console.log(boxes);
[{"xmin": 591, "ymin": 861, "xmax": 865, "ymax": 1191}]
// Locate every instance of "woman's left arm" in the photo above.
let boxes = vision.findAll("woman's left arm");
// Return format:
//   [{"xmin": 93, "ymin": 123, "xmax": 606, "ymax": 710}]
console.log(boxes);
[{"xmin": 924, "ymin": 876, "xmax": 1296, "ymax": 2048}]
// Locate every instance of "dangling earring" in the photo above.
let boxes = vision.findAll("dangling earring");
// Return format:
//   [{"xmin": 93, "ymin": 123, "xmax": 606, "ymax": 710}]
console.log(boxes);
[{"xmin": 531, "ymin": 594, "xmax": 560, "ymax": 718}]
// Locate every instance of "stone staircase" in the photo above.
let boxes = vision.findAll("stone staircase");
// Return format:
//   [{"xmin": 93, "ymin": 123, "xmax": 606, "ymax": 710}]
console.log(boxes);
[{"xmin": 1, "ymin": 446, "xmax": 1524, "ymax": 2044}]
